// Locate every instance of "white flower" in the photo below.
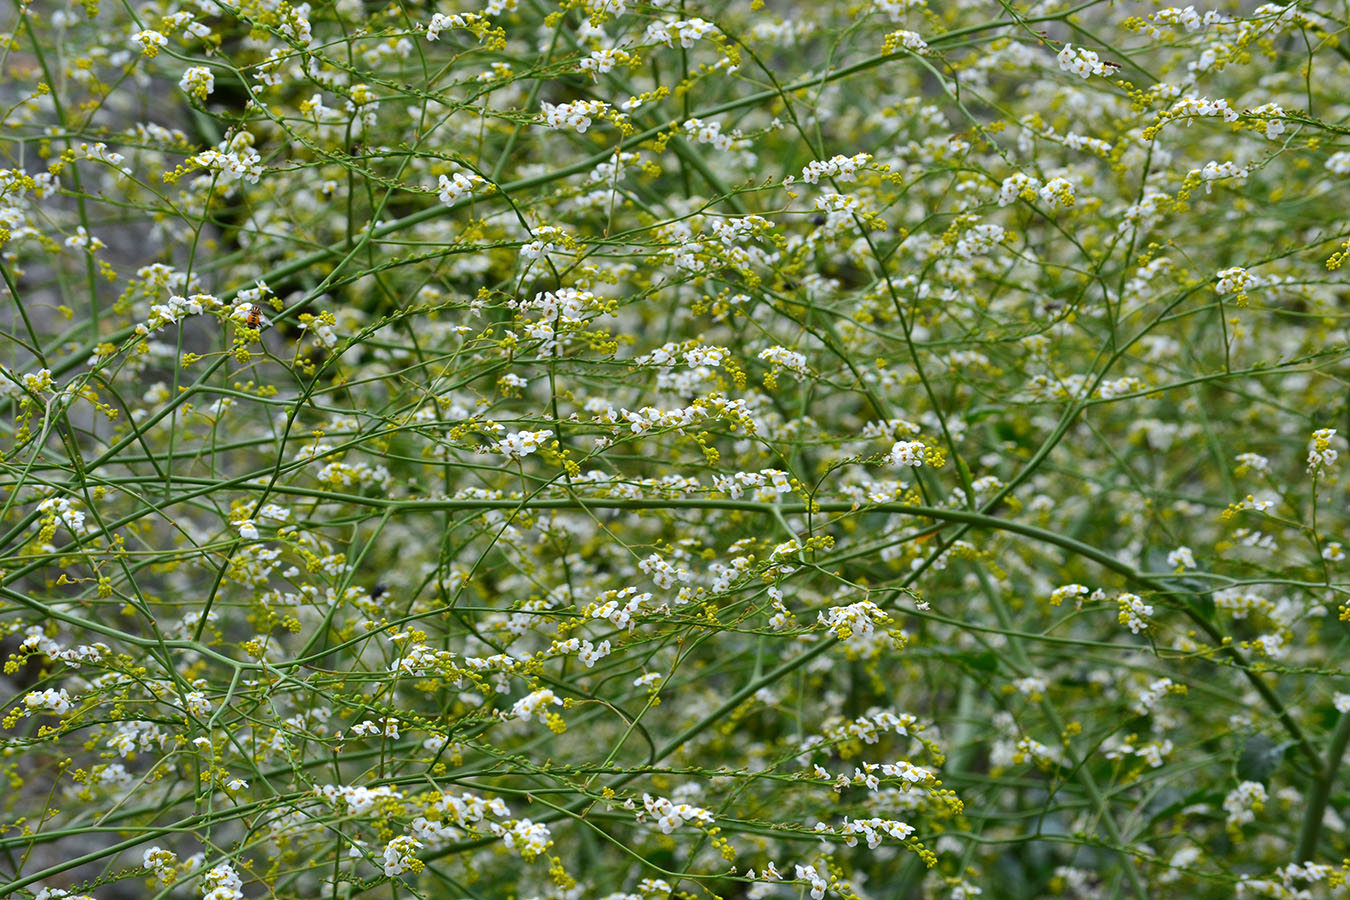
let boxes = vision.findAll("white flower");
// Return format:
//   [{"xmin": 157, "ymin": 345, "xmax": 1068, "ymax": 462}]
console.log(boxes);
[
  {"xmin": 494, "ymin": 818, "xmax": 553, "ymax": 858},
  {"xmin": 425, "ymin": 12, "xmax": 469, "ymax": 40},
  {"xmin": 889, "ymin": 440, "xmax": 926, "ymax": 467},
  {"xmin": 801, "ymin": 152, "xmax": 872, "ymax": 184},
  {"xmin": 794, "ymin": 864, "xmax": 828, "ymax": 900},
  {"xmin": 493, "ymin": 429, "xmax": 552, "ymax": 460},
  {"xmin": 1169, "ymin": 94, "xmax": 1239, "ymax": 123},
  {"xmin": 200, "ymin": 862, "xmax": 244, "ymax": 900},
  {"xmin": 381, "ymin": 835, "xmax": 422, "ymax": 877},
  {"xmin": 131, "ymin": 29, "xmax": 168, "ymax": 56},
  {"xmin": 1116, "ymin": 593, "xmax": 1153, "ymax": 633},
  {"xmin": 1037, "ymin": 176, "xmax": 1075, "ymax": 209},
  {"xmin": 646, "ymin": 18, "xmax": 716, "ymax": 48},
  {"xmin": 1049, "ymin": 584, "xmax": 1089, "ymax": 607},
  {"xmin": 314, "ymin": 783, "xmax": 404, "ymax": 815},
  {"xmin": 258, "ymin": 503, "xmax": 290, "ymax": 522},
  {"xmin": 1223, "ymin": 780, "xmax": 1266, "ymax": 828},
  {"xmin": 580, "ymin": 48, "xmax": 630, "ymax": 77},
  {"xmin": 510, "ymin": 688, "xmax": 562, "ymax": 722},
  {"xmin": 64, "ymin": 226, "xmax": 104, "ymax": 251},
  {"xmin": 758, "ymin": 345, "xmax": 809, "ymax": 375},
  {"xmin": 683, "ymin": 117, "xmax": 735, "ymax": 150},
  {"xmin": 1130, "ymin": 677, "xmax": 1175, "ymax": 715},
  {"xmin": 179, "ymin": 66, "xmax": 215, "ymax": 101},
  {"xmin": 25, "ymin": 688, "xmax": 74, "ymax": 714},
  {"xmin": 144, "ymin": 846, "xmax": 177, "ymax": 872},
  {"xmin": 1056, "ymin": 43, "xmax": 1109, "ymax": 79},
  {"xmin": 998, "ymin": 172, "xmax": 1041, "ymax": 206},
  {"xmin": 1215, "ymin": 266, "xmax": 1260, "ymax": 299},
  {"xmin": 1235, "ymin": 452, "xmax": 1270, "ymax": 474},
  {"xmin": 183, "ymin": 690, "xmax": 212, "ymax": 716},
  {"xmin": 577, "ymin": 639, "xmax": 611, "ymax": 668},
  {"xmin": 540, "ymin": 99, "xmax": 609, "ymax": 133},
  {"xmin": 1308, "ymin": 428, "xmax": 1338, "ymax": 475},
  {"xmin": 1192, "ymin": 160, "xmax": 1247, "ymax": 192},
  {"xmin": 640, "ymin": 793, "xmax": 716, "ymax": 833},
  {"xmin": 818, "ymin": 600, "xmax": 890, "ymax": 640},
  {"xmin": 832, "ymin": 815, "xmax": 916, "ymax": 847},
  {"xmin": 1166, "ymin": 546, "xmax": 1196, "ymax": 569},
  {"xmin": 1246, "ymin": 102, "xmax": 1286, "ymax": 139},
  {"xmin": 886, "ymin": 30, "xmax": 928, "ymax": 53},
  {"xmin": 436, "ymin": 171, "xmax": 485, "ymax": 204}
]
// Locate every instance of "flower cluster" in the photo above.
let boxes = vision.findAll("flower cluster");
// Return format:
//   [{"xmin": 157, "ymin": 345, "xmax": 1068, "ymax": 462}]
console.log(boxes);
[
  {"xmin": 7, "ymin": 1, "xmax": 1350, "ymax": 898},
  {"xmin": 640, "ymin": 793, "xmax": 716, "ymax": 833}
]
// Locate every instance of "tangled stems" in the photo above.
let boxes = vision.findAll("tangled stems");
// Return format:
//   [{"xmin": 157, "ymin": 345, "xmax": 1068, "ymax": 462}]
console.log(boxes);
[{"xmin": 7, "ymin": 0, "xmax": 1350, "ymax": 898}]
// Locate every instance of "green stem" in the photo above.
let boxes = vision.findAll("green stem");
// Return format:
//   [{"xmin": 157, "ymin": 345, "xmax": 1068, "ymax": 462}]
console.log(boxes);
[{"xmin": 1295, "ymin": 709, "xmax": 1350, "ymax": 861}]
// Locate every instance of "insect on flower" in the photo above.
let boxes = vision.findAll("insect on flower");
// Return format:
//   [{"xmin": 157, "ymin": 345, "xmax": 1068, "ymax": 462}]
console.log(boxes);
[{"xmin": 247, "ymin": 305, "xmax": 263, "ymax": 329}]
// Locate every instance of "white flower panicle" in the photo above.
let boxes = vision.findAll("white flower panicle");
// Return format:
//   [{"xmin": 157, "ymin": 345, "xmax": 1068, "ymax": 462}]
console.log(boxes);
[
  {"xmin": 889, "ymin": 440, "xmax": 926, "ymax": 467},
  {"xmin": 884, "ymin": 30, "xmax": 929, "ymax": 54},
  {"xmin": 1117, "ymin": 593, "xmax": 1153, "ymax": 633},
  {"xmin": 640, "ymin": 793, "xmax": 716, "ymax": 832},
  {"xmin": 200, "ymin": 862, "xmax": 244, "ymax": 900},
  {"xmin": 25, "ymin": 688, "xmax": 75, "ymax": 714},
  {"xmin": 816, "ymin": 815, "xmax": 916, "ymax": 848},
  {"xmin": 1168, "ymin": 94, "xmax": 1240, "ymax": 123},
  {"xmin": 132, "ymin": 29, "xmax": 168, "ymax": 56},
  {"xmin": 491, "ymin": 818, "xmax": 553, "ymax": 858},
  {"xmin": 1224, "ymin": 780, "xmax": 1267, "ymax": 828},
  {"xmin": 493, "ymin": 429, "xmax": 552, "ymax": 459},
  {"xmin": 1056, "ymin": 43, "xmax": 1112, "ymax": 78},
  {"xmin": 758, "ymin": 345, "xmax": 809, "ymax": 375},
  {"xmin": 998, "ymin": 172, "xmax": 1041, "ymax": 206},
  {"xmin": 380, "ymin": 835, "xmax": 423, "ymax": 876},
  {"xmin": 179, "ymin": 66, "xmax": 215, "ymax": 100},
  {"xmin": 818, "ymin": 600, "xmax": 891, "ymax": 640},
  {"xmin": 801, "ymin": 153, "xmax": 873, "ymax": 184},
  {"xmin": 425, "ymin": 12, "xmax": 475, "ymax": 40},
  {"xmin": 1167, "ymin": 546, "xmax": 1196, "ymax": 570},
  {"xmin": 510, "ymin": 688, "xmax": 562, "ymax": 722},
  {"xmin": 1308, "ymin": 428, "xmax": 1338, "ymax": 475},
  {"xmin": 436, "ymin": 171, "xmax": 487, "ymax": 204},
  {"xmin": 645, "ymin": 17, "xmax": 716, "ymax": 48},
  {"xmin": 540, "ymin": 99, "xmax": 610, "ymax": 132}
]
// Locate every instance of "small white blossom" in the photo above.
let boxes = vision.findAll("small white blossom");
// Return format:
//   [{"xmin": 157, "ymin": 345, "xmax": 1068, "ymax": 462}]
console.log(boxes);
[
  {"xmin": 510, "ymin": 688, "xmax": 562, "ymax": 722},
  {"xmin": 25, "ymin": 688, "xmax": 75, "ymax": 714},
  {"xmin": 436, "ymin": 171, "xmax": 486, "ymax": 204},
  {"xmin": 1167, "ymin": 546, "xmax": 1196, "ymax": 570},
  {"xmin": 494, "ymin": 429, "xmax": 552, "ymax": 460},
  {"xmin": 889, "ymin": 440, "xmax": 926, "ymax": 467},
  {"xmin": 132, "ymin": 29, "xmax": 168, "ymax": 56},
  {"xmin": 1116, "ymin": 593, "xmax": 1153, "ymax": 633},
  {"xmin": 381, "ymin": 835, "xmax": 422, "ymax": 877},
  {"xmin": 200, "ymin": 862, "xmax": 244, "ymax": 900},
  {"xmin": 179, "ymin": 66, "xmax": 215, "ymax": 100},
  {"xmin": 1056, "ymin": 43, "xmax": 1109, "ymax": 79},
  {"xmin": 540, "ymin": 99, "xmax": 609, "ymax": 133},
  {"xmin": 1224, "ymin": 780, "xmax": 1266, "ymax": 828},
  {"xmin": 1308, "ymin": 428, "xmax": 1338, "ymax": 475}
]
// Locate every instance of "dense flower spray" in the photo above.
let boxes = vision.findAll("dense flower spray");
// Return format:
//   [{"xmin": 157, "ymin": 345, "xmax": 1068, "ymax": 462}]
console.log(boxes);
[{"xmin": 1, "ymin": 2, "xmax": 1349, "ymax": 899}]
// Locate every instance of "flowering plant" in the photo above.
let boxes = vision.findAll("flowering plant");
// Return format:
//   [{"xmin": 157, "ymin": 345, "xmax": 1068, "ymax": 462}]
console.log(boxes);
[{"xmin": 3, "ymin": 1, "xmax": 1350, "ymax": 899}]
